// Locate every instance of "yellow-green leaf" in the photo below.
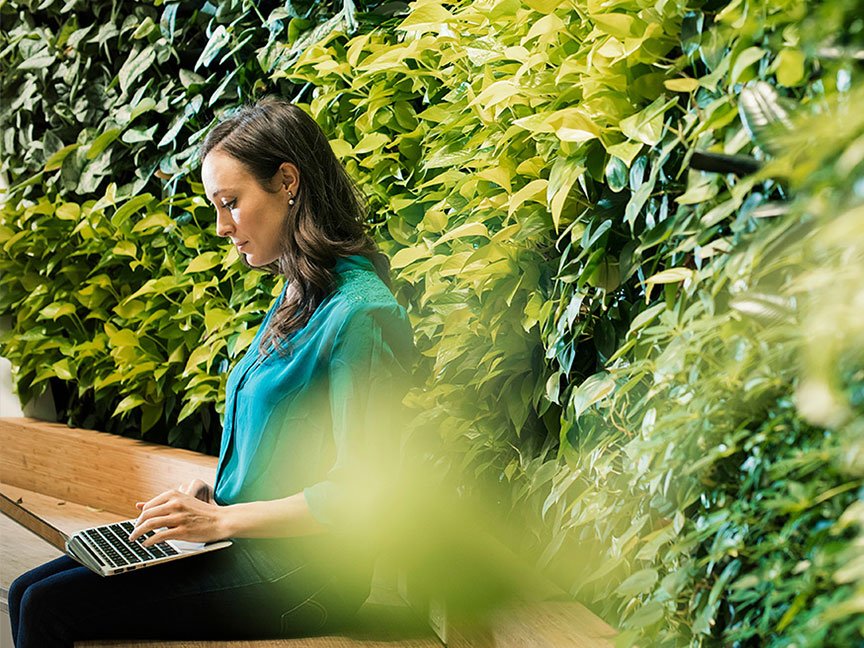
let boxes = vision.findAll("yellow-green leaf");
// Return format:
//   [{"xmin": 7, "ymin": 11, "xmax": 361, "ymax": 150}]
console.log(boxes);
[
  {"xmin": 592, "ymin": 13, "xmax": 642, "ymax": 39},
  {"xmin": 53, "ymin": 359, "xmax": 74, "ymax": 381},
  {"xmin": 232, "ymin": 327, "xmax": 258, "ymax": 355},
  {"xmin": 132, "ymin": 211, "xmax": 172, "ymax": 233},
  {"xmin": 397, "ymin": 2, "xmax": 454, "ymax": 32},
  {"xmin": 185, "ymin": 252, "xmax": 222, "ymax": 274},
  {"xmin": 39, "ymin": 303, "xmax": 76, "ymax": 320},
  {"xmin": 730, "ymin": 47, "xmax": 765, "ymax": 85},
  {"xmin": 509, "ymin": 179, "xmax": 548, "ymax": 216},
  {"xmin": 391, "ymin": 245, "xmax": 431, "ymax": 269},
  {"xmin": 664, "ymin": 77, "xmax": 699, "ymax": 92},
  {"xmin": 107, "ymin": 327, "xmax": 140, "ymax": 348},
  {"xmin": 114, "ymin": 394, "xmax": 147, "ymax": 417},
  {"xmin": 354, "ymin": 132, "xmax": 390, "ymax": 155},
  {"xmin": 43, "ymin": 144, "xmax": 79, "ymax": 172},
  {"xmin": 774, "ymin": 49, "xmax": 805, "ymax": 87},
  {"xmin": 555, "ymin": 128, "xmax": 597, "ymax": 143},
  {"xmin": 437, "ymin": 222, "xmax": 489, "ymax": 244},
  {"xmin": 55, "ymin": 203, "xmax": 81, "ymax": 221},
  {"xmin": 87, "ymin": 128, "xmax": 122, "ymax": 160},
  {"xmin": 113, "ymin": 240, "xmax": 137, "ymax": 257},
  {"xmin": 646, "ymin": 267, "xmax": 694, "ymax": 285}
]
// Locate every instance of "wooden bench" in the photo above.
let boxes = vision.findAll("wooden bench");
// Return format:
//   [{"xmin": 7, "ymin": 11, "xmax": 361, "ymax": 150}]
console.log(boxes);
[{"xmin": 0, "ymin": 417, "xmax": 617, "ymax": 647}]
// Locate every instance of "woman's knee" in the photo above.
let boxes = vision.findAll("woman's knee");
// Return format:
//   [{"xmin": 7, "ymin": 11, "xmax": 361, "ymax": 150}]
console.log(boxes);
[
  {"xmin": 19, "ymin": 580, "xmax": 63, "ymax": 626},
  {"xmin": 8, "ymin": 572, "xmax": 30, "ymax": 613},
  {"xmin": 16, "ymin": 575, "xmax": 85, "ymax": 647},
  {"xmin": 8, "ymin": 557, "xmax": 78, "ymax": 616}
]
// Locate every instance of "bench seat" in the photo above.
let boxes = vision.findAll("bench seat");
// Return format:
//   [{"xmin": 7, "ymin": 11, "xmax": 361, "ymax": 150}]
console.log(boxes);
[{"xmin": 0, "ymin": 417, "xmax": 616, "ymax": 647}]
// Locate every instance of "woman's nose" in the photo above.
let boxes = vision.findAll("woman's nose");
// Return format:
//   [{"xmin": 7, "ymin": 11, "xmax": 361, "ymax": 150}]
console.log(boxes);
[{"xmin": 215, "ymin": 209, "xmax": 233, "ymax": 238}]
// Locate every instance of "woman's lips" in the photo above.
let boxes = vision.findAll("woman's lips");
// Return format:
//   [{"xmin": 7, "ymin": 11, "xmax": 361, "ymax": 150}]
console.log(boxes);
[{"xmin": 237, "ymin": 241, "xmax": 249, "ymax": 250}]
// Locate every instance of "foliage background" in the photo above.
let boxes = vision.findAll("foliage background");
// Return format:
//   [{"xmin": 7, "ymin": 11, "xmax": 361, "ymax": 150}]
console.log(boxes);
[{"xmin": 1, "ymin": 0, "xmax": 863, "ymax": 644}]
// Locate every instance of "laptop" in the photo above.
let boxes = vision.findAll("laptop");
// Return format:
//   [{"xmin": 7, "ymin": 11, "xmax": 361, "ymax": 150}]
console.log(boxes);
[{"xmin": 0, "ymin": 490, "xmax": 232, "ymax": 577}]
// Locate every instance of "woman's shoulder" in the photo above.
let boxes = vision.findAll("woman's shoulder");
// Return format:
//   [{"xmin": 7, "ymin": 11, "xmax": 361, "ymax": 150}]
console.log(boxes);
[
  {"xmin": 324, "ymin": 255, "xmax": 414, "ymax": 355},
  {"xmin": 331, "ymin": 254, "xmax": 402, "ymax": 312}
]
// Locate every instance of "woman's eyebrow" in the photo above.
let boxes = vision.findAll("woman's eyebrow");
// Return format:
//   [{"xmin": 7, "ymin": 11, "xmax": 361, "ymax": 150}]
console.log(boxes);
[{"xmin": 207, "ymin": 189, "xmax": 234, "ymax": 202}]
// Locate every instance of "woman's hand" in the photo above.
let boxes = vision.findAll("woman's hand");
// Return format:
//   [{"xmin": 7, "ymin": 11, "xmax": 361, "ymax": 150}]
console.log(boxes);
[
  {"xmin": 128, "ymin": 488, "xmax": 228, "ymax": 547},
  {"xmin": 178, "ymin": 478, "xmax": 215, "ymax": 504}
]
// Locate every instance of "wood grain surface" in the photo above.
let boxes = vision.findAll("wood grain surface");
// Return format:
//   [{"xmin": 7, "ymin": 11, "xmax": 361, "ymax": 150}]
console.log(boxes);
[{"xmin": 0, "ymin": 417, "xmax": 216, "ymax": 515}]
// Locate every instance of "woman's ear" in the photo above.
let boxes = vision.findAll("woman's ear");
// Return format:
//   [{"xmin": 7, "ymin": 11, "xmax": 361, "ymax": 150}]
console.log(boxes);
[{"xmin": 276, "ymin": 162, "xmax": 300, "ymax": 196}]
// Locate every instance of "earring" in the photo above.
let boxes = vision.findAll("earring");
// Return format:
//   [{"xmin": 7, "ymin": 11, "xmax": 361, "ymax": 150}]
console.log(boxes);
[{"xmin": 287, "ymin": 190, "xmax": 295, "ymax": 206}]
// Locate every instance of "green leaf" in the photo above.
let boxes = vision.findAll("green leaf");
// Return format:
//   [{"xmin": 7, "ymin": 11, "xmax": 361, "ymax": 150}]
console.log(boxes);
[
  {"xmin": 605, "ymin": 157, "xmax": 628, "ymax": 192},
  {"xmin": 738, "ymin": 81, "xmax": 793, "ymax": 154},
  {"xmin": 39, "ymin": 303, "xmax": 76, "ymax": 320},
  {"xmin": 44, "ymin": 144, "xmax": 80, "ymax": 172},
  {"xmin": 55, "ymin": 203, "xmax": 80, "ymax": 221},
  {"xmin": 624, "ymin": 601, "xmax": 664, "ymax": 629},
  {"xmin": 132, "ymin": 17, "xmax": 157, "ymax": 39},
  {"xmin": 87, "ymin": 128, "xmax": 122, "ymax": 160},
  {"xmin": 132, "ymin": 211, "xmax": 172, "ymax": 232},
  {"xmin": 774, "ymin": 49, "xmax": 805, "ymax": 87},
  {"xmin": 18, "ymin": 52, "xmax": 56, "ymax": 70},
  {"xmin": 106, "ymin": 327, "xmax": 140, "ymax": 348},
  {"xmin": 619, "ymin": 97, "xmax": 676, "ymax": 146},
  {"xmin": 111, "ymin": 194, "xmax": 153, "ymax": 226},
  {"xmin": 392, "ymin": 245, "xmax": 431, "ymax": 269},
  {"xmin": 664, "ymin": 77, "xmax": 699, "ymax": 92},
  {"xmin": 592, "ymin": 13, "xmax": 641, "ymax": 39},
  {"xmin": 354, "ymin": 132, "xmax": 390, "ymax": 155},
  {"xmin": 204, "ymin": 308, "xmax": 233, "ymax": 334},
  {"xmin": 119, "ymin": 46, "xmax": 156, "ymax": 95},
  {"xmin": 628, "ymin": 303, "xmax": 666, "ymax": 334},
  {"xmin": 231, "ymin": 328, "xmax": 258, "ymax": 355},
  {"xmin": 114, "ymin": 394, "xmax": 147, "ymax": 417},
  {"xmin": 436, "ymin": 222, "xmax": 489, "ymax": 244},
  {"xmin": 185, "ymin": 252, "xmax": 222, "ymax": 273},
  {"xmin": 398, "ymin": 3, "xmax": 454, "ymax": 32},
  {"xmin": 160, "ymin": 2, "xmax": 180, "ymax": 42},
  {"xmin": 523, "ymin": 0, "xmax": 561, "ymax": 13},
  {"xmin": 129, "ymin": 97, "xmax": 157, "ymax": 122},
  {"xmin": 730, "ymin": 47, "xmax": 765, "ymax": 85},
  {"xmin": 509, "ymin": 179, "xmax": 548, "ymax": 216},
  {"xmin": 569, "ymin": 372, "xmax": 615, "ymax": 419},
  {"xmin": 195, "ymin": 25, "xmax": 230, "ymax": 70},
  {"xmin": 140, "ymin": 401, "xmax": 164, "ymax": 434},
  {"xmin": 121, "ymin": 124, "xmax": 158, "ymax": 144},
  {"xmin": 616, "ymin": 569, "xmax": 659, "ymax": 597},
  {"xmin": 646, "ymin": 267, "xmax": 694, "ymax": 285},
  {"xmin": 53, "ymin": 359, "xmax": 74, "ymax": 381},
  {"xmin": 113, "ymin": 240, "xmax": 137, "ymax": 257}
]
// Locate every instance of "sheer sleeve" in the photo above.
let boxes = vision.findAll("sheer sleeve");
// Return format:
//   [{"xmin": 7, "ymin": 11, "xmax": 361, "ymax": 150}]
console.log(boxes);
[{"xmin": 302, "ymin": 305, "xmax": 414, "ymax": 532}]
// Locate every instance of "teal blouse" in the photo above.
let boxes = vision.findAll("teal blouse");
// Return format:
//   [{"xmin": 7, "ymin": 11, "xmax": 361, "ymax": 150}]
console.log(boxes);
[{"xmin": 213, "ymin": 254, "xmax": 416, "ymax": 532}]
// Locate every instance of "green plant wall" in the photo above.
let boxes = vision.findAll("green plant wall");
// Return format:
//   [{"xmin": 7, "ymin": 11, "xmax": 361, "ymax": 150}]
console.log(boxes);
[
  {"xmin": 0, "ymin": 0, "xmax": 405, "ymax": 447},
  {"xmin": 274, "ymin": 0, "xmax": 864, "ymax": 643},
  {"xmin": 1, "ymin": 0, "xmax": 863, "ymax": 644}
]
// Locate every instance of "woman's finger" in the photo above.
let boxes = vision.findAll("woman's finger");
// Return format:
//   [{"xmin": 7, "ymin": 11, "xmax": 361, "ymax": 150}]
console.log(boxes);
[
  {"xmin": 141, "ymin": 527, "xmax": 178, "ymax": 547},
  {"xmin": 129, "ymin": 513, "xmax": 181, "ymax": 543},
  {"xmin": 137, "ymin": 488, "xmax": 179, "ymax": 514},
  {"xmin": 129, "ymin": 503, "xmax": 182, "ymax": 541}
]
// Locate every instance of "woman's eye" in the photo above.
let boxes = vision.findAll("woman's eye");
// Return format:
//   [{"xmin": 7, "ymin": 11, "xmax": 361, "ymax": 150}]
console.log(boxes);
[{"xmin": 221, "ymin": 199, "xmax": 237, "ymax": 211}]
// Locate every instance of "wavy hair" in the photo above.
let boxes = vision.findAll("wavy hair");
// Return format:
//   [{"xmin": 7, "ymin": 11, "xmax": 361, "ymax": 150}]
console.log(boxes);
[{"xmin": 198, "ymin": 97, "xmax": 390, "ymax": 357}]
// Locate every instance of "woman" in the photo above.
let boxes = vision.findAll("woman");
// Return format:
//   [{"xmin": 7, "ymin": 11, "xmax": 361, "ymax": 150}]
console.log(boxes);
[{"xmin": 8, "ymin": 97, "xmax": 416, "ymax": 647}]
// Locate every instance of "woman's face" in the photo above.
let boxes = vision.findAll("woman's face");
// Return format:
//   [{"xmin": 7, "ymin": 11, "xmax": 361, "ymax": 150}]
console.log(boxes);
[{"xmin": 201, "ymin": 149, "xmax": 298, "ymax": 267}]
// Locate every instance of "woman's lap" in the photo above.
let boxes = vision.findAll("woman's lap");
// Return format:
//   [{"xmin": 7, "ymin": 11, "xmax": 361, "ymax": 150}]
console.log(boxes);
[{"xmin": 8, "ymin": 539, "xmax": 367, "ymax": 648}]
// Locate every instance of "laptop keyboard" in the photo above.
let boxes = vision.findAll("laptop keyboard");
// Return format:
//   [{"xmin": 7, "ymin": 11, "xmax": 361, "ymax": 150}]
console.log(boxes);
[{"xmin": 81, "ymin": 520, "xmax": 179, "ymax": 569}]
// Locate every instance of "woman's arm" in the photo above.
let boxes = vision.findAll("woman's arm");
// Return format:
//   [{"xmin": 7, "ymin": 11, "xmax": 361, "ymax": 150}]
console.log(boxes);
[
  {"xmin": 221, "ymin": 491, "xmax": 329, "ymax": 538},
  {"xmin": 128, "ymin": 488, "xmax": 328, "ymax": 547}
]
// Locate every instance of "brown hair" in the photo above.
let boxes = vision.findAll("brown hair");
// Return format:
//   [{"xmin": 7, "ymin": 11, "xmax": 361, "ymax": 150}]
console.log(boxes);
[{"xmin": 198, "ymin": 97, "xmax": 390, "ymax": 357}]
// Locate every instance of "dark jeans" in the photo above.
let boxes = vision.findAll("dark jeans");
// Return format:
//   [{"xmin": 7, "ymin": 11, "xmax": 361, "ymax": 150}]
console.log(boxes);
[{"xmin": 8, "ymin": 537, "xmax": 371, "ymax": 648}]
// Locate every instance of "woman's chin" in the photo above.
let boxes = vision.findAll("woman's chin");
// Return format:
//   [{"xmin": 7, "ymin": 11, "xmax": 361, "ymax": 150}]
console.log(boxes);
[{"xmin": 242, "ymin": 252, "xmax": 280, "ymax": 269}]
